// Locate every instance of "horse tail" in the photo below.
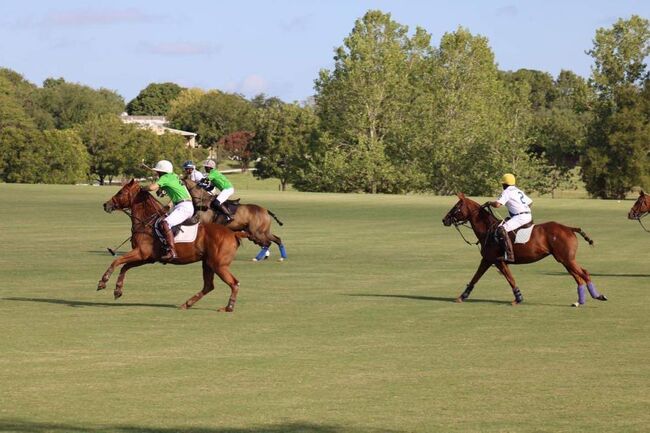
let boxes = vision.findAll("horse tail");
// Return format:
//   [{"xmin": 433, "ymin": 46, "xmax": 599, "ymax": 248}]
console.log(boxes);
[
  {"xmin": 572, "ymin": 227, "xmax": 594, "ymax": 246},
  {"xmin": 268, "ymin": 210, "xmax": 284, "ymax": 226}
]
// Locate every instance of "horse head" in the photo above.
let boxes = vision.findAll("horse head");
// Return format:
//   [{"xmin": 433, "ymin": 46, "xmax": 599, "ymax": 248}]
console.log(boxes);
[
  {"xmin": 628, "ymin": 190, "xmax": 649, "ymax": 220},
  {"xmin": 443, "ymin": 193, "xmax": 474, "ymax": 226},
  {"xmin": 103, "ymin": 179, "xmax": 140, "ymax": 213}
]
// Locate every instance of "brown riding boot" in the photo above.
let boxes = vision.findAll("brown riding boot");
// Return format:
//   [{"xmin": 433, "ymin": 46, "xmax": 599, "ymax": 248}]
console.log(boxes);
[
  {"xmin": 160, "ymin": 221, "xmax": 177, "ymax": 261},
  {"xmin": 497, "ymin": 226, "xmax": 515, "ymax": 263}
]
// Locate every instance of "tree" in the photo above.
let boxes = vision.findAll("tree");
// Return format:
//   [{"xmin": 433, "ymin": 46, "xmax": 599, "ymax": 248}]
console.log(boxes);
[
  {"xmin": 0, "ymin": 68, "xmax": 55, "ymax": 130},
  {"xmin": 582, "ymin": 15, "xmax": 650, "ymax": 198},
  {"xmin": 41, "ymin": 129, "xmax": 89, "ymax": 184},
  {"xmin": 254, "ymin": 103, "xmax": 319, "ymax": 191},
  {"xmin": 38, "ymin": 78, "xmax": 124, "ymax": 129},
  {"xmin": 126, "ymin": 82, "xmax": 185, "ymax": 115},
  {"xmin": 218, "ymin": 131, "xmax": 256, "ymax": 172},
  {"xmin": 76, "ymin": 115, "xmax": 128, "ymax": 185},
  {"xmin": 167, "ymin": 90, "xmax": 255, "ymax": 149},
  {"xmin": 311, "ymin": 10, "xmax": 431, "ymax": 193}
]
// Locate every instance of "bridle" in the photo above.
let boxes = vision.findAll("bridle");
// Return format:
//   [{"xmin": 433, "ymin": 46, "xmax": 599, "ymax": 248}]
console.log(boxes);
[
  {"xmin": 111, "ymin": 188, "xmax": 167, "ymax": 235},
  {"xmin": 447, "ymin": 202, "xmax": 503, "ymax": 248},
  {"xmin": 630, "ymin": 196, "xmax": 650, "ymax": 233}
]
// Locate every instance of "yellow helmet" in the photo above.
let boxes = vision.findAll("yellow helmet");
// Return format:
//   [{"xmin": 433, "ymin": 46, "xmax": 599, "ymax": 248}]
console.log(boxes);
[{"xmin": 501, "ymin": 173, "xmax": 516, "ymax": 186}]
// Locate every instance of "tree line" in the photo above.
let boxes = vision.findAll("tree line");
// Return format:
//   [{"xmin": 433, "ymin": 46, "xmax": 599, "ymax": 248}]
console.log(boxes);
[{"xmin": 1, "ymin": 11, "xmax": 648, "ymax": 198}]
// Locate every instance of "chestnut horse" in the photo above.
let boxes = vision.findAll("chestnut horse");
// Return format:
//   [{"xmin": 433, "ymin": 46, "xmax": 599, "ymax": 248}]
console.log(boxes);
[
  {"xmin": 628, "ymin": 190, "xmax": 650, "ymax": 232},
  {"xmin": 183, "ymin": 179, "xmax": 287, "ymax": 261},
  {"xmin": 98, "ymin": 179, "xmax": 246, "ymax": 312},
  {"xmin": 442, "ymin": 193, "xmax": 607, "ymax": 306}
]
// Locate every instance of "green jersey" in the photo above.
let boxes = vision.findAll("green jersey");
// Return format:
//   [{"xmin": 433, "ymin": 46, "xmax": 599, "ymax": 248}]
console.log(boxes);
[
  {"xmin": 207, "ymin": 170, "xmax": 233, "ymax": 190},
  {"xmin": 157, "ymin": 173, "xmax": 191, "ymax": 204}
]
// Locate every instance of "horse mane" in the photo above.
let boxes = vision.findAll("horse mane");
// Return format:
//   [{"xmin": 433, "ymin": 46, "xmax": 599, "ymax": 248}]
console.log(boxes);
[{"xmin": 463, "ymin": 196, "xmax": 501, "ymax": 226}]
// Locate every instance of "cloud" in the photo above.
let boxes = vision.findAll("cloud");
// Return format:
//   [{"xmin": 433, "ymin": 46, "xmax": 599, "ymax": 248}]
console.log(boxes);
[
  {"xmin": 240, "ymin": 74, "xmax": 269, "ymax": 96},
  {"xmin": 143, "ymin": 42, "xmax": 220, "ymax": 56},
  {"xmin": 43, "ymin": 8, "xmax": 159, "ymax": 27},
  {"xmin": 280, "ymin": 15, "xmax": 311, "ymax": 32},
  {"xmin": 225, "ymin": 74, "xmax": 269, "ymax": 97},
  {"xmin": 495, "ymin": 5, "xmax": 518, "ymax": 17}
]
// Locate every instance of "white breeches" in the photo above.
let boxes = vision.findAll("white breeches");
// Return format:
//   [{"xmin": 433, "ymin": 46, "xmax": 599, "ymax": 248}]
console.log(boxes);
[
  {"xmin": 501, "ymin": 213, "xmax": 532, "ymax": 232},
  {"xmin": 164, "ymin": 201, "xmax": 194, "ymax": 227},
  {"xmin": 216, "ymin": 187, "xmax": 234, "ymax": 204}
]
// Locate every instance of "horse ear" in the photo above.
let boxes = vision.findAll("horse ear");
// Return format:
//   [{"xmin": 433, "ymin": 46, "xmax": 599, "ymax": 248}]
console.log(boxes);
[
  {"xmin": 456, "ymin": 192, "xmax": 465, "ymax": 199},
  {"xmin": 641, "ymin": 190, "xmax": 646, "ymax": 196}
]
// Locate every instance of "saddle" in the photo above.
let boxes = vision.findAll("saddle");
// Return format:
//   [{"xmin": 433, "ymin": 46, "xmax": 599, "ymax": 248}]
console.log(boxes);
[{"xmin": 512, "ymin": 222, "xmax": 535, "ymax": 244}]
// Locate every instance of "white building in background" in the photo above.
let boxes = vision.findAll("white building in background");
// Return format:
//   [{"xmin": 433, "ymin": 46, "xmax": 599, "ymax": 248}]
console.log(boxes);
[{"xmin": 120, "ymin": 114, "xmax": 197, "ymax": 147}]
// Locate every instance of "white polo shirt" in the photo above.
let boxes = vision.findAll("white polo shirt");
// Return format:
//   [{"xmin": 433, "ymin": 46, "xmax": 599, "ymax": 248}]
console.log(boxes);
[
  {"xmin": 188, "ymin": 170, "xmax": 204, "ymax": 183},
  {"xmin": 497, "ymin": 186, "xmax": 533, "ymax": 216}
]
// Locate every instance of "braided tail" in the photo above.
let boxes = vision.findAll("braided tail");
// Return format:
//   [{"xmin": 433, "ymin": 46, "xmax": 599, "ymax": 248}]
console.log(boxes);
[
  {"xmin": 572, "ymin": 227, "xmax": 594, "ymax": 246},
  {"xmin": 268, "ymin": 210, "xmax": 284, "ymax": 226}
]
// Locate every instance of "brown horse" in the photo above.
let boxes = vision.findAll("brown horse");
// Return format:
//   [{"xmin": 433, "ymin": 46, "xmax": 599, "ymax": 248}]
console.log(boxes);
[
  {"xmin": 98, "ymin": 179, "xmax": 246, "ymax": 312},
  {"xmin": 183, "ymin": 179, "xmax": 287, "ymax": 260},
  {"xmin": 628, "ymin": 190, "xmax": 650, "ymax": 232},
  {"xmin": 442, "ymin": 193, "xmax": 607, "ymax": 306}
]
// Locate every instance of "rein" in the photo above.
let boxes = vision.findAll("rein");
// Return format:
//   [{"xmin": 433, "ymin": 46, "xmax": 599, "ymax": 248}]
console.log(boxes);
[{"xmin": 637, "ymin": 212, "xmax": 650, "ymax": 233}]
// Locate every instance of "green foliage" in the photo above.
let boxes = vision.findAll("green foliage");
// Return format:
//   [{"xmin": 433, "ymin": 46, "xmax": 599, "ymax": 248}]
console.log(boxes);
[
  {"xmin": 311, "ymin": 10, "xmax": 431, "ymax": 193},
  {"xmin": 253, "ymin": 103, "xmax": 319, "ymax": 190},
  {"xmin": 125, "ymin": 82, "xmax": 185, "ymax": 115},
  {"xmin": 38, "ymin": 78, "xmax": 124, "ymax": 129},
  {"xmin": 0, "ymin": 68, "xmax": 55, "ymax": 130},
  {"xmin": 75, "ymin": 114, "xmax": 200, "ymax": 183},
  {"xmin": 583, "ymin": 15, "xmax": 650, "ymax": 198},
  {"xmin": 40, "ymin": 129, "xmax": 89, "ymax": 184},
  {"xmin": 167, "ymin": 89, "xmax": 255, "ymax": 148}
]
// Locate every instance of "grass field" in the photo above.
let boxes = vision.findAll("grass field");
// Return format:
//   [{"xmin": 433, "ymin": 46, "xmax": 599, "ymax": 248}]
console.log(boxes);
[{"xmin": 0, "ymin": 182, "xmax": 648, "ymax": 433}]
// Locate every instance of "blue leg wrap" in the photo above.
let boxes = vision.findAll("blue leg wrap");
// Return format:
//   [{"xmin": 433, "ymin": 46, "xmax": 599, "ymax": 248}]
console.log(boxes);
[
  {"xmin": 255, "ymin": 246, "xmax": 270, "ymax": 261},
  {"xmin": 279, "ymin": 244, "xmax": 287, "ymax": 259},
  {"xmin": 577, "ymin": 284, "xmax": 586, "ymax": 305}
]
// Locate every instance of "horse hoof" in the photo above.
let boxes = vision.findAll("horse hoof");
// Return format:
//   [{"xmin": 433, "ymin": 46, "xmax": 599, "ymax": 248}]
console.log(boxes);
[
  {"xmin": 114, "ymin": 291, "xmax": 122, "ymax": 300},
  {"xmin": 278, "ymin": 258, "xmax": 284, "ymax": 262},
  {"xmin": 571, "ymin": 302, "xmax": 580, "ymax": 307},
  {"xmin": 251, "ymin": 258, "xmax": 258, "ymax": 262},
  {"xmin": 179, "ymin": 303, "xmax": 189, "ymax": 310},
  {"xmin": 217, "ymin": 306, "xmax": 234, "ymax": 313},
  {"xmin": 97, "ymin": 283, "xmax": 106, "ymax": 291},
  {"xmin": 454, "ymin": 297, "xmax": 464, "ymax": 303},
  {"xmin": 596, "ymin": 295, "xmax": 608, "ymax": 301},
  {"xmin": 511, "ymin": 299, "xmax": 523, "ymax": 306}
]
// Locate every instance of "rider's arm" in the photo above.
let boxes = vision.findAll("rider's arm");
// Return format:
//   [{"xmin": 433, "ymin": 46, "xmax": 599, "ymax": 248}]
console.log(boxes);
[{"xmin": 145, "ymin": 183, "xmax": 160, "ymax": 192}]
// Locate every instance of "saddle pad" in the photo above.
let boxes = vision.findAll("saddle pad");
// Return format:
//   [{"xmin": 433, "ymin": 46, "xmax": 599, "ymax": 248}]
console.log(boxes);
[
  {"xmin": 514, "ymin": 225, "xmax": 535, "ymax": 244},
  {"xmin": 174, "ymin": 223, "xmax": 199, "ymax": 243}
]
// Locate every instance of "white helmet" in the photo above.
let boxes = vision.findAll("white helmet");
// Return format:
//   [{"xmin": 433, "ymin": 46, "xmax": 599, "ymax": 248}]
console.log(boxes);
[
  {"xmin": 203, "ymin": 160, "xmax": 216, "ymax": 169},
  {"xmin": 153, "ymin": 160, "xmax": 173, "ymax": 173}
]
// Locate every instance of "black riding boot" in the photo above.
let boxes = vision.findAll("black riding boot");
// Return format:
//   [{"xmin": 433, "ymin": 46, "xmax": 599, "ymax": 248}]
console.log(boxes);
[
  {"xmin": 217, "ymin": 202, "xmax": 234, "ymax": 223},
  {"xmin": 497, "ymin": 226, "xmax": 514, "ymax": 263}
]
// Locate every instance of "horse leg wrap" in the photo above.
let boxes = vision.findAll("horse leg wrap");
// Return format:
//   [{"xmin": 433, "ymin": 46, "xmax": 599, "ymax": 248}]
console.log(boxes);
[
  {"xmin": 255, "ymin": 246, "xmax": 270, "ymax": 261},
  {"xmin": 226, "ymin": 298, "xmax": 236, "ymax": 310},
  {"xmin": 279, "ymin": 244, "xmax": 287, "ymax": 259},
  {"xmin": 577, "ymin": 284, "xmax": 586, "ymax": 305},
  {"xmin": 586, "ymin": 281, "xmax": 601, "ymax": 298},
  {"xmin": 460, "ymin": 284, "xmax": 474, "ymax": 300},
  {"xmin": 513, "ymin": 287, "xmax": 523, "ymax": 304}
]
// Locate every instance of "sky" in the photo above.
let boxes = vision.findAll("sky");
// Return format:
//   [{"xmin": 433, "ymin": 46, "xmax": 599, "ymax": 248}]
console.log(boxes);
[{"xmin": 0, "ymin": 0, "xmax": 648, "ymax": 104}]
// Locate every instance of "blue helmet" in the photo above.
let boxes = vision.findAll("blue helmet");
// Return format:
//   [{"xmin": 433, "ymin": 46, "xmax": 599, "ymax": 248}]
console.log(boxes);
[{"xmin": 182, "ymin": 160, "xmax": 195, "ymax": 169}]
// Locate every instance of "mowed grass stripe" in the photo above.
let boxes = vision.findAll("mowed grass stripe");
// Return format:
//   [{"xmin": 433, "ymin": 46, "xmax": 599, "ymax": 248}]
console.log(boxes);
[{"xmin": 0, "ymin": 183, "xmax": 648, "ymax": 433}]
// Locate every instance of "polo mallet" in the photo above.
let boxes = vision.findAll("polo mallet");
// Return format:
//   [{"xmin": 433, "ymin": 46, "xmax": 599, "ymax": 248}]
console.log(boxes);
[{"xmin": 107, "ymin": 236, "xmax": 131, "ymax": 256}]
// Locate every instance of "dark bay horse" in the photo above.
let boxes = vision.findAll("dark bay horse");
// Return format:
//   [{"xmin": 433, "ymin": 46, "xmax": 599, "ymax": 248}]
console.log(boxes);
[
  {"xmin": 442, "ymin": 193, "xmax": 607, "ymax": 306},
  {"xmin": 98, "ymin": 179, "xmax": 247, "ymax": 312},
  {"xmin": 183, "ymin": 179, "xmax": 287, "ymax": 261},
  {"xmin": 628, "ymin": 190, "xmax": 650, "ymax": 232}
]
